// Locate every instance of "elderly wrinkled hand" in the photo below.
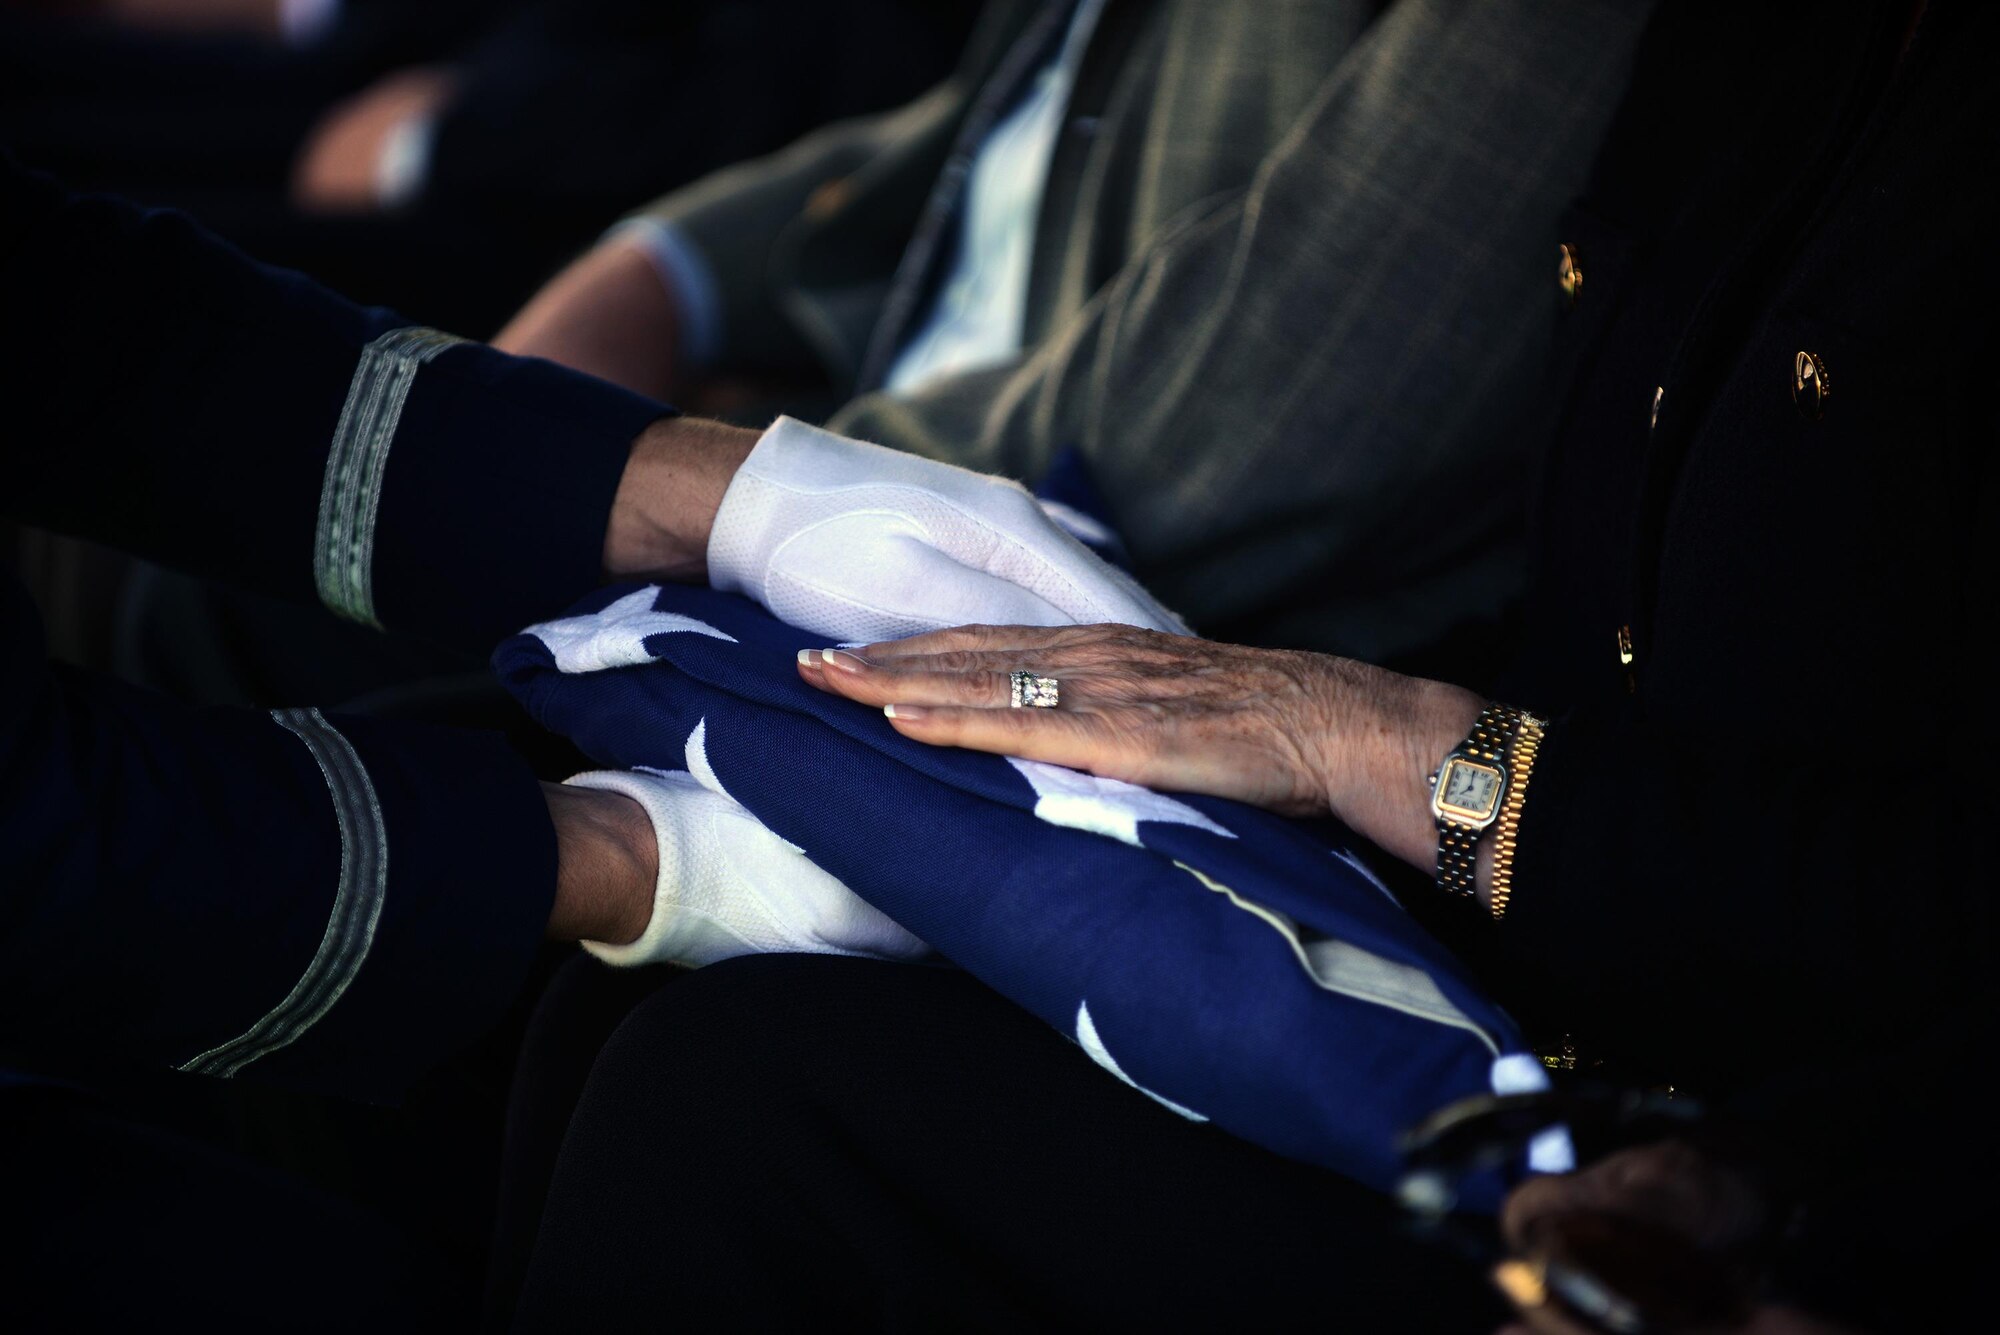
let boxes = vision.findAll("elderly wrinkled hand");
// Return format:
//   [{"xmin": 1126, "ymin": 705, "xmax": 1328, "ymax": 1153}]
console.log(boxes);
[
  {"xmin": 799, "ymin": 623, "xmax": 1342, "ymax": 814},
  {"xmin": 798, "ymin": 621, "xmax": 1486, "ymax": 873}
]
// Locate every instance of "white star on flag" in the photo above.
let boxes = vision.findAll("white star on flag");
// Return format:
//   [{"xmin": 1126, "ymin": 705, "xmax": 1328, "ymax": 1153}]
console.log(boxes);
[
  {"xmin": 1075, "ymin": 1000, "xmax": 1206, "ymax": 1121},
  {"xmin": 1008, "ymin": 757, "xmax": 1234, "ymax": 846},
  {"xmin": 527, "ymin": 586, "xmax": 736, "ymax": 674},
  {"xmin": 657, "ymin": 718, "xmax": 806, "ymax": 855}
]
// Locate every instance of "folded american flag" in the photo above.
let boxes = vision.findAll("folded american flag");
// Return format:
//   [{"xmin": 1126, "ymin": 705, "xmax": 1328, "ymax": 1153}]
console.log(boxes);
[{"xmin": 495, "ymin": 578, "xmax": 1558, "ymax": 1205}]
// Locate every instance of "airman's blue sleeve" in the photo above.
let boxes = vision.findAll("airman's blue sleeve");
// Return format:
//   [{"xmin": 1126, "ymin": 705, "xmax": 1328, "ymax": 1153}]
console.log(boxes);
[{"xmin": 0, "ymin": 155, "xmax": 671, "ymax": 1096}]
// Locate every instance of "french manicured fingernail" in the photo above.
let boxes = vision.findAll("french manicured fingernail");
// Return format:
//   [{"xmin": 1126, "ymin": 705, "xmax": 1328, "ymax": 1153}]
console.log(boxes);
[
  {"xmin": 883, "ymin": 703, "xmax": 927, "ymax": 721},
  {"xmin": 821, "ymin": 649, "xmax": 868, "ymax": 673},
  {"xmin": 796, "ymin": 649, "xmax": 822, "ymax": 668}
]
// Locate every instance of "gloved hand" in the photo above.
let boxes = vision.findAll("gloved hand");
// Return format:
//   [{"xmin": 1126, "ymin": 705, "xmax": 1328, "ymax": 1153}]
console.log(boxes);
[
  {"xmin": 567, "ymin": 767, "xmax": 929, "ymax": 969},
  {"xmin": 706, "ymin": 416, "xmax": 1191, "ymax": 643}
]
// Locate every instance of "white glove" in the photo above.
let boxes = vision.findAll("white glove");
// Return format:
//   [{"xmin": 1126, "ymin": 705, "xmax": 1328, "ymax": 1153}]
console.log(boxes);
[
  {"xmin": 569, "ymin": 768, "xmax": 929, "ymax": 969},
  {"xmin": 706, "ymin": 416, "xmax": 1191, "ymax": 643}
]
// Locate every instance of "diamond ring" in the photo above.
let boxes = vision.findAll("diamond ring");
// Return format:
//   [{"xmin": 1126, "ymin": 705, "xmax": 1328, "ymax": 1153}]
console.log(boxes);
[{"xmin": 1009, "ymin": 671, "xmax": 1060, "ymax": 709}]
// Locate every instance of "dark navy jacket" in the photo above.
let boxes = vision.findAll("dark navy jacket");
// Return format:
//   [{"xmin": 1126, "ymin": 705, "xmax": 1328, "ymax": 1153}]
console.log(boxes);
[
  {"xmin": 1455, "ymin": 3, "xmax": 1998, "ymax": 1245},
  {"xmin": 0, "ymin": 156, "xmax": 668, "ymax": 1100}
]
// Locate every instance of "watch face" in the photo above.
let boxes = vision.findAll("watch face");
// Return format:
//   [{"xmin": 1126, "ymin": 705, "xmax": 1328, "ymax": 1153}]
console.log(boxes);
[{"xmin": 1437, "ymin": 759, "xmax": 1503, "ymax": 822}]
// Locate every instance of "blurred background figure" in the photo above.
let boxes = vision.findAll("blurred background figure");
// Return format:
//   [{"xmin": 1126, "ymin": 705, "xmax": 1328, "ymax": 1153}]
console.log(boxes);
[{"xmin": 0, "ymin": 0, "xmax": 975, "ymax": 334}]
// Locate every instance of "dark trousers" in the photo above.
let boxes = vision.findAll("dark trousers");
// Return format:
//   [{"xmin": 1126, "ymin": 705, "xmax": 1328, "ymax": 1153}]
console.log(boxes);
[
  {"xmin": 3, "ymin": 950, "xmax": 551, "ymax": 1332},
  {"xmin": 4, "ymin": 1084, "xmax": 452, "ymax": 1331},
  {"xmin": 494, "ymin": 954, "xmax": 1505, "ymax": 1331},
  {"xmin": 7, "ymin": 954, "xmax": 1503, "ymax": 1330}
]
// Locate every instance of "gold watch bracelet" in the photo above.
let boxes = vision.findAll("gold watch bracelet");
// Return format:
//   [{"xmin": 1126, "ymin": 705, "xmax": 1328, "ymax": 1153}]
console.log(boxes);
[{"xmin": 1487, "ymin": 715, "xmax": 1545, "ymax": 921}]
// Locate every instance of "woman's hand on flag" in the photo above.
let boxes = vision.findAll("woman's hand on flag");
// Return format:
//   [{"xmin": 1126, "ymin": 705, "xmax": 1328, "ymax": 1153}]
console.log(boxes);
[{"xmin": 798, "ymin": 622, "xmax": 1484, "ymax": 875}]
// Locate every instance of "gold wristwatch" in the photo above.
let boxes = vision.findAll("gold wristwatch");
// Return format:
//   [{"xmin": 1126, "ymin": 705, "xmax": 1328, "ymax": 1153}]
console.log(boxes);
[{"xmin": 1428, "ymin": 704, "xmax": 1541, "ymax": 901}]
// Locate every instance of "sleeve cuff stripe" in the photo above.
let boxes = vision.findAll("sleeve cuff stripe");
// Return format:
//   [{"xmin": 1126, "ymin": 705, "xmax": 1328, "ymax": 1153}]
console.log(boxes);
[
  {"xmin": 178, "ymin": 708, "xmax": 389, "ymax": 1079},
  {"xmin": 313, "ymin": 326, "xmax": 465, "ymax": 629}
]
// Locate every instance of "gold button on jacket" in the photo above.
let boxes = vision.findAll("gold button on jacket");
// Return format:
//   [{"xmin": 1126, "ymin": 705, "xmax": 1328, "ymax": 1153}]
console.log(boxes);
[
  {"xmin": 1557, "ymin": 243, "xmax": 1583, "ymax": 307},
  {"xmin": 1792, "ymin": 350, "xmax": 1830, "ymax": 420}
]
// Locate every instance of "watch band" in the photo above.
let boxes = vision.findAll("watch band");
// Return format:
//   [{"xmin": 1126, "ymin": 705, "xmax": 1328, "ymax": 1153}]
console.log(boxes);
[
  {"xmin": 1487, "ymin": 715, "xmax": 1545, "ymax": 921},
  {"xmin": 1437, "ymin": 823, "xmax": 1483, "ymax": 893},
  {"xmin": 1461, "ymin": 706, "xmax": 1524, "ymax": 767},
  {"xmin": 1431, "ymin": 703, "xmax": 1533, "ymax": 899}
]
